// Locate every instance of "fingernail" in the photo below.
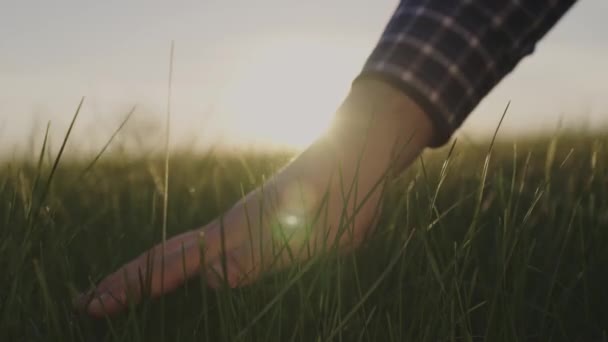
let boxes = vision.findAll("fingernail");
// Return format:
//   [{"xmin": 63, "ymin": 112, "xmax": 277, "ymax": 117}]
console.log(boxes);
[
  {"xmin": 73, "ymin": 289, "xmax": 96, "ymax": 313},
  {"xmin": 87, "ymin": 293, "xmax": 110, "ymax": 317}
]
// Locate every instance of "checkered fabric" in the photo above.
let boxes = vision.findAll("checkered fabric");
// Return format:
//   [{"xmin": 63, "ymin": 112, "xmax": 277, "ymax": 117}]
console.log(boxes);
[{"xmin": 356, "ymin": 0, "xmax": 577, "ymax": 146}]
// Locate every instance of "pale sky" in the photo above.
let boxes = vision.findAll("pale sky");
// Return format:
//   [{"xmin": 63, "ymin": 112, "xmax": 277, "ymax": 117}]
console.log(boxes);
[{"xmin": 1, "ymin": 0, "xmax": 607, "ymax": 155}]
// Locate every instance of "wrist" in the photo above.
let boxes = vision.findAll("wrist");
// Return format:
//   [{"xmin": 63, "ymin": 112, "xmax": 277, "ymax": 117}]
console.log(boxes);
[{"xmin": 327, "ymin": 78, "xmax": 435, "ymax": 172}]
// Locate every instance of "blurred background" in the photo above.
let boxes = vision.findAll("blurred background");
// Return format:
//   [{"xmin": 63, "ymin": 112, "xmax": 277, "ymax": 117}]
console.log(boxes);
[{"xmin": 1, "ymin": 0, "xmax": 607, "ymax": 156}]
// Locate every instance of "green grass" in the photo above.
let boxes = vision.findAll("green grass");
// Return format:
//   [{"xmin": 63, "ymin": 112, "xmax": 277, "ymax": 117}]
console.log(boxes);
[{"xmin": 1, "ymin": 124, "xmax": 607, "ymax": 341}]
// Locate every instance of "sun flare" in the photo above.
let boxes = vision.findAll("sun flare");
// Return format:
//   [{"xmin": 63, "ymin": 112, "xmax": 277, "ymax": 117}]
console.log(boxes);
[{"xmin": 218, "ymin": 37, "xmax": 366, "ymax": 149}]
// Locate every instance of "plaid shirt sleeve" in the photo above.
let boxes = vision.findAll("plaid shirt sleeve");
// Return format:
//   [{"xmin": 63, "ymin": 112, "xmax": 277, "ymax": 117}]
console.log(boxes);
[{"xmin": 356, "ymin": 0, "xmax": 578, "ymax": 147}]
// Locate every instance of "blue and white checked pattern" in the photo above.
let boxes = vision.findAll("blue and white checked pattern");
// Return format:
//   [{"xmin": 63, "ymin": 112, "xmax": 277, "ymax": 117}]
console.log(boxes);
[{"xmin": 356, "ymin": 0, "xmax": 577, "ymax": 146}]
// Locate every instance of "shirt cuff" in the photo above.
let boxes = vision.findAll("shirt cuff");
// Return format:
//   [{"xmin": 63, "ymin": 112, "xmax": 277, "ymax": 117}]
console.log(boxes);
[{"xmin": 355, "ymin": 0, "xmax": 576, "ymax": 147}]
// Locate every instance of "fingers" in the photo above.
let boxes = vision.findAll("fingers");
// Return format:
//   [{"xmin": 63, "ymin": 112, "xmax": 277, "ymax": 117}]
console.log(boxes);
[
  {"xmin": 76, "ymin": 214, "xmax": 274, "ymax": 318},
  {"xmin": 77, "ymin": 230, "xmax": 205, "ymax": 317}
]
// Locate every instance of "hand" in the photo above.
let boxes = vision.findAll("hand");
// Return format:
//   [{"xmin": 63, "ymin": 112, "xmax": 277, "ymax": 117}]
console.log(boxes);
[{"xmin": 75, "ymin": 79, "xmax": 435, "ymax": 318}]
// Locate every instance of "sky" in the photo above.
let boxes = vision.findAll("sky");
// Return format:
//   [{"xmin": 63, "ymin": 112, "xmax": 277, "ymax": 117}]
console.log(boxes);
[{"xmin": 1, "ymin": 0, "xmax": 607, "ymax": 155}]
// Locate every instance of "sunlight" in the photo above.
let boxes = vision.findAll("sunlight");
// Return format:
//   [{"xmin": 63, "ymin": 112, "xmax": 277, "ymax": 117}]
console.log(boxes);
[{"xmin": 218, "ymin": 37, "xmax": 366, "ymax": 149}]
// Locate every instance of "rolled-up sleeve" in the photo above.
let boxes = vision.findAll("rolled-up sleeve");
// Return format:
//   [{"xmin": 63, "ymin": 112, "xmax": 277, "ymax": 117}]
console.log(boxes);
[{"xmin": 355, "ymin": 0, "xmax": 577, "ymax": 147}]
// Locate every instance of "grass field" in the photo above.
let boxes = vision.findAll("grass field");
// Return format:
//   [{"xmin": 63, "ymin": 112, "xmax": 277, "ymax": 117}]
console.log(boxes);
[{"xmin": 1, "ymin": 121, "xmax": 607, "ymax": 341}]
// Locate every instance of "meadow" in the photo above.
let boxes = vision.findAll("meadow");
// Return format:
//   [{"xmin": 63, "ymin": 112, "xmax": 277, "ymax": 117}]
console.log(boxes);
[{"xmin": 1, "ymin": 117, "xmax": 607, "ymax": 341}]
